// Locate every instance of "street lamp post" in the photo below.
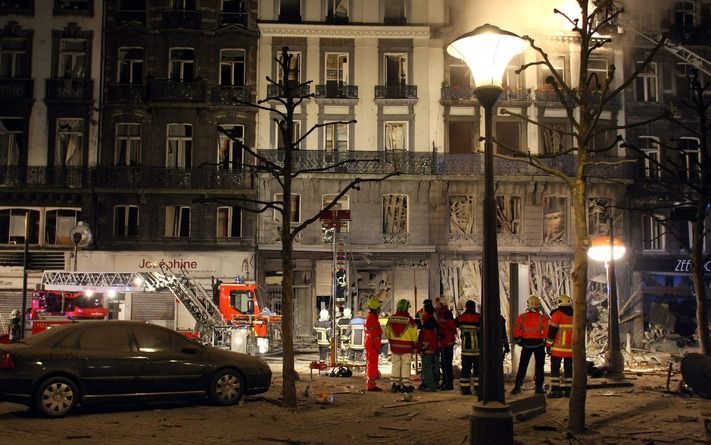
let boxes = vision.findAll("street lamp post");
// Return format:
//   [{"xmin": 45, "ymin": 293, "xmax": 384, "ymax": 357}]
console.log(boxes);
[
  {"xmin": 447, "ymin": 24, "xmax": 527, "ymax": 445},
  {"xmin": 587, "ymin": 218, "xmax": 626, "ymax": 376}
]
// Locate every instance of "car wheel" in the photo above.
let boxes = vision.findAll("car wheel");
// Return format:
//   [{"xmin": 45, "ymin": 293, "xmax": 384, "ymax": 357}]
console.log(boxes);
[
  {"xmin": 209, "ymin": 369, "xmax": 245, "ymax": 406},
  {"xmin": 34, "ymin": 377, "xmax": 79, "ymax": 417}
]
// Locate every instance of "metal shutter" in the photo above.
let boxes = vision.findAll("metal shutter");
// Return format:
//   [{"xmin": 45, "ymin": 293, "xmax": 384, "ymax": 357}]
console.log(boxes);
[{"xmin": 130, "ymin": 292, "xmax": 175, "ymax": 324}]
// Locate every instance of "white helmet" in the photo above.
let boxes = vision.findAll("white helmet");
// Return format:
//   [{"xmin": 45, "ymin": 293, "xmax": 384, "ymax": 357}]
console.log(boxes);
[
  {"xmin": 319, "ymin": 309, "xmax": 330, "ymax": 322},
  {"xmin": 10, "ymin": 309, "xmax": 20, "ymax": 318},
  {"xmin": 343, "ymin": 308, "xmax": 352, "ymax": 319}
]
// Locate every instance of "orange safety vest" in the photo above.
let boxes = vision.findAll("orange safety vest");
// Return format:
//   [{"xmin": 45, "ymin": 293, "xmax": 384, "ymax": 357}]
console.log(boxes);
[
  {"xmin": 513, "ymin": 311, "xmax": 549, "ymax": 340},
  {"xmin": 385, "ymin": 311, "xmax": 418, "ymax": 354},
  {"xmin": 546, "ymin": 307, "xmax": 573, "ymax": 358}
]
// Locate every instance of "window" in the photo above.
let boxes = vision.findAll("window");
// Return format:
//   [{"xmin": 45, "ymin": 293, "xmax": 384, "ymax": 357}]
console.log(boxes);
[
  {"xmin": 169, "ymin": 48, "xmax": 195, "ymax": 81},
  {"xmin": 448, "ymin": 121, "xmax": 475, "ymax": 154},
  {"xmin": 591, "ymin": 122, "xmax": 617, "ymax": 151},
  {"xmin": 165, "ymin": 206, "xmax": 191, "ymax": 238},
  {"xmin": 133, "ymin": 326, "xmax": 176, "ymax": 353},
  {"xmin": 220, "ymin": 49, "xmax": 245, "ymax": 86},
  {"xmin": 278, "ymin": 51, "xmax": 301, "ymax": 86},
  {"xmin": 78, "ymin": 327, "xmax": 134, "ymax": 352},
  {"xmin": 449, "ymin": 63, "xmax": 472, "ymax": 89},
  {"xmin": 278, "ymin": 0, "xmax": 301, "ymax": 22},
  {"xmin": 223, "ymin": 0, "xmax": 245, "ymax": 12},
  {"xmin": 325, "ymin": 52, "xmax": 348, "ymax": 87},
  {"xmin": 642, "ymin": 214, "xmax": 665, "ymax": 251},
  {"xmin": 449, "ymin": 195, "xmax": 474, "ymax": 236},
  {"xmin": 542, "ymin": 196, "xmax": 567, "ymax": 245},
  {"xmin": 170, "ymin": 0, "xmax": 195, "ymax": 10},
  {"xmin": 495, "ymin": 121, "xmax": 522, "ymax": 155},
  {"xmin": 539, "ymin": 55, "xmax": 565, "ymax": 90},
  {"xmin": 384, "ymin": 122, "xmax": 407, "ymax": 151},
  {"xmin": 218, "ymin": 124, "xmax": 244, "ymax": 169},
  {"xmin": 55, "ymin": 0, "xmax": 90, "ymax": 13},
  {"xmin": 113, "ymin": 205, "xmax": 139, "ymax": 237},
  {"xmin": 166, "ymin": 124, "xmax": 192, "ymax": 168},
  {"xmin": 58, "ymin": 39, "xmax": 87, "ymax": 79},
  {"xmin": 322, "ymin": 194, "xmax": 349, "ymax": 232},
  {"xmin": 55, "ymin": 118, "xmax": 83, "ymax": 167},
  {"xmin": 45, "ymin": 209, "xmax": 79, "ymax": 245},
  {"xmin": 325, "ymin": 122, "xmax": 348, "ymax": 152},
  {"xmin": 383, "ymin": 0, "xmax": 406, "ymax": 24},
  {"xmin": 541, "ymin": 123, "xmax": 568, "ymax": 155},
  {"xmin": 0, "ymin": 209, "xmax": 40, "ymax": 244},
  {"xmin": 217, "ymin": 206, "xmax": 241, "ymax": 238},
  {"xmin": 275, "ymin": 120, "xmax": 300, "ymax": 149},
  {"xmin": 384, "ymin": 53, "xmax": 407, "ymax": 86},
  {"xmin": 679, "ymin": 137, "xmax": 700, "ymax": 180},
  {"xmin": 0, "ymin": 118, "xmax": 23, "ymax": 167},
  {"xmin": 118, "ymin": 47, "xmax": 143, "ymax": 84},
  {"xmin": 635, "ymin": 61, "xmax": 657, "ymax": 102},
  {"xmin": 274, "ymin": 194, "xmax": 300, "ymax": 223},
  {"xmin": 229, "ymin": 289, "xmax": 254, "ymax": 313},
  {"xmin": 496, "ymin": 195, "xmax": 521, "ymax": 235},
  {"xmin": 117, "ymin": 0, "xmax": 146, "ymax": 24},
  {"xmin": 639, "ymin": 136, "xmax": 660, "ymax": 178},
  {"xmin": 587, "ymin": 197, "xmax": 611, "ymax": 236},
  {"xmin": 0, "ymin": 38, "xmax": 29, "ymax": 78},
  {"xmin": 502, "ymin": 55, "xmax": 524, "ymax": 92},
  {"xmin": 382, "ymin": 194, "xmax": 408, "ymax": 236},
  {"xmin": 115, "ymin": 123, "xmax": 141, "ymax": 166},
  {"xmin": 588, "ymin": 58, "xmax": 608, "ymax": 93},
  {"xmin": 674, "ymin": 1, "xmax": 695, "ymax": 33},
  {"xmin": 327, "ymin": 0, "xmax": 348, "ymax": 22}
]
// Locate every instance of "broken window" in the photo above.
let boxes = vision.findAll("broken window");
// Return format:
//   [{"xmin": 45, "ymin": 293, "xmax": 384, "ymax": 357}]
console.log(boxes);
[
  {"xmin": 384, "ymin": 122, "xmax": 407, "ymax": 151},
  {"xmin": 0, "ymin": 117, "xmax": 23, "ymax": 167},
  {"xmin": 541, "ymin": 123, "xmax": 568, "ymax": 155},
  {"xmin": 277, "ymin": 51, "xmax": 301, "ymax": 86},
  {"xmin": 322, "ymin": 194, "xmax": 349, "ymax": 233},
  {"xmin": 382, "ymin": 194, "xmax": 408, "ymax": 240},
  {"xmin": 114, "ymin": 205, "xmax": 139, "ymax": 237},
  {"xmin": 55, "ymin": 118, "xmax": 83, "ymax": 167},
  {"xmin": 635, "ymin": 61, "xmax": 657, "ymax": 102},
  {"xmin": 217, "ymin": 206, "xmax": 241, "ymax": 238},
  {"xmin": 0, "ymin": 208, "xmax": 40, "ymax": 244},
  {"xmin": 542, "ymin": 196, "xmax": 567, "ymax": 246},
  {"xmin": 449, "ymin": 195, "xmax": 474, "ymax": 237},
  {"xmin": 495, "ymin": 195, "xmax": 521, "ymax": 236},
  {"xmin": 327, "ymin": 0, "xmax": 349, "ymax": 22},
  {"xmin": 587, "ymin": 197, "xmax": 611, "ymax": 237},
  {"xmin": 218, "ymin": 124, "xmax": 244, "ymax": 170},
  {"xmin": 274, "ymin": 193, "xmax": 301, "ymax": 223},
  {"xmin": 45, "ymin": 209, "xmax": 79, "ymax": 245},
  {"xmin": 165, "ymin": 205, "xmax": 191, "ymax": 238}
]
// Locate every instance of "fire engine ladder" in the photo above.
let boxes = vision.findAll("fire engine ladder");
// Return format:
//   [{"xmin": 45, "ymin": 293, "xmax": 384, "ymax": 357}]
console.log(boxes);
[
  {"xmin": 631, "ymin": 26, "xmax": 711, "ymax": 77},
  {"xmin": 141, "ymin": 266, "xmax": 232, "ymax": 348}
]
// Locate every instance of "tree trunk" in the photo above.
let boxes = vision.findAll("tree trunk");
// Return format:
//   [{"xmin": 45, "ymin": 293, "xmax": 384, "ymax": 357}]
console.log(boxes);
[
  {"xmin": 568, "ymin": 179, "xmax": 589, "ymax": 434},
  {"xmin": 281, "ymin": 234, "xmax": 297, "ymax": 407},
  {"xmin": 691, "ymin": 219, "xmax": 710, "ymax": 356}
]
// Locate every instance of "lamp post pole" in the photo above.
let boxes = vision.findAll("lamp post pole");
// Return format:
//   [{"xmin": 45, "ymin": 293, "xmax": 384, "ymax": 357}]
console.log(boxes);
[{"xmin": 606, "ymin": 217, "xmax": 624, "ymax": 376}]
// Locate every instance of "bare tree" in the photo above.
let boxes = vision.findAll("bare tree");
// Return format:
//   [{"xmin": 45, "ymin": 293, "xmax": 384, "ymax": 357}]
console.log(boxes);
[
  {"xmin": 212, "ymin": 47, "xmax": 396, "ymax": 408},
  {"xmin": 493, "ymin": 1, "xmax": 665, "ymax": 433},
  {"xmin": 622, "ymin": 67, "xmax": 710, "ymax": 355}
]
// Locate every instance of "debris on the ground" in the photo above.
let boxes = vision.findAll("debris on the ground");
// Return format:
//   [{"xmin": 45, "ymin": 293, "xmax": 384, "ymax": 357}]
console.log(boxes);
[{"xmin": 681, "ymin": 353, "xmax": 711, "ymax": 399}]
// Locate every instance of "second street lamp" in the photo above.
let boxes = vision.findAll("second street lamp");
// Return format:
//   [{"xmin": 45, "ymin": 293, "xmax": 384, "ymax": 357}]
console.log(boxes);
[{"xmin": 447, "ymin": 24, "xmax": 527, "ymax": 445}]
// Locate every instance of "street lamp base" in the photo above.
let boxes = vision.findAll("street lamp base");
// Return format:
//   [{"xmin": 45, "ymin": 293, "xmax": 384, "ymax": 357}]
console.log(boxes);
[
  {"xmin": 470, "ymin": 401, "xmax": 513, "ymax": 445},
  {"xmin": 605, "ymin": 350, "xmax": 625, "ymax": 379}
]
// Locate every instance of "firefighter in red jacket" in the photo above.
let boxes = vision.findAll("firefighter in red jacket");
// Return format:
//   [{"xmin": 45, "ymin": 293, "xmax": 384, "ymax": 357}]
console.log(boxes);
[
  {"xmin": 456, "ymin": 300, "xmax": 481, "ymax": 395},
  {"xmin": 546, "ymin": 294, "xmax": 574, "ymax": 398},
  {"xmin": 385, "ymin": 299, "xmax": 418, "ymax": 392},
  {"xmin": 365, "ymin": 297, "xmax": 384, "ymax": 391},
  {"xmin": 417, "ymin": 303, "xmax": 439, "ymax": 391},
  {"xmin": 436, "ymin": 299, "xmax": 456, "ymax": 390},
  {"xmin": 511, "ymin": 295, "xmax": 549, "ymax": 395}
]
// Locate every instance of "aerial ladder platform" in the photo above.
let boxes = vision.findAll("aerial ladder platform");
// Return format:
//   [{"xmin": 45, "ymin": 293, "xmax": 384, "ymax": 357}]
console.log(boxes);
[
  {"xmin": 630, "ymin": 26, "xmax": 711, "ymax": 77},
  {"xmin": 41, "ymin": 267, "xmax": 232, "ymax": 348}
]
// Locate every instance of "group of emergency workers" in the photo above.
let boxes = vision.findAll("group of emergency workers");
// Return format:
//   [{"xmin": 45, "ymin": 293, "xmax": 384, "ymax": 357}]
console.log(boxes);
[{"xmin": 313, "ymin": 291, "xmax": 574, "ymax": 397}]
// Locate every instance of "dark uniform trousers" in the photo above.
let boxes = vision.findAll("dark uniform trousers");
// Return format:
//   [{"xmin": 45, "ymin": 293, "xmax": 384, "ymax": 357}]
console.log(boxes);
[{"xmin": 515, "ymin": 346, "xmax": 546, "ymax": 390}]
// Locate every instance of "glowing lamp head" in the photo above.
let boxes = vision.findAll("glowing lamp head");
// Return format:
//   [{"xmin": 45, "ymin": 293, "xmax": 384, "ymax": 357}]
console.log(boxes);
[
  {"xmin": 84, "ymin": 289, "xmax": 95, "ymax": 298},
  {"xmin": 133, "ymin": 276, "xmax": 144, "ymax": 287},
  {"xmin": 587, "ymin": 236, "xmax": 626, "ymax": 262},
  {"xmin": 107, "ymin": 289, "xmax": 117, "ymax": 299},
  {"xmin": 447, "ymin": 24, "xmax": 527, "ymax": 90}
]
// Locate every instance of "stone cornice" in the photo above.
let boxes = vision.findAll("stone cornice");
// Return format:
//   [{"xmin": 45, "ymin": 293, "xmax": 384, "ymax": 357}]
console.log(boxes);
[{"xmin": 258, "ymin": 22, "xmax": 431, "ymax": 39}]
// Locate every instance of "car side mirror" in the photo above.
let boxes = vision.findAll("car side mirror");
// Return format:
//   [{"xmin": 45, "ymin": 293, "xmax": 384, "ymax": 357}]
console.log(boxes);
[{"xmin": 181, "ymin": 345, "xmax": 201, "ymax": 355}]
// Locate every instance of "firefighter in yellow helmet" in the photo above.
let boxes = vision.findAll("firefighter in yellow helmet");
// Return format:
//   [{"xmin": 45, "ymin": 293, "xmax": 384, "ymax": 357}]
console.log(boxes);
[
  {"xmin": 546, "ymin": 294, "xmax": 574, "ymax": 398},
  {"xmin": 511, "ymin": 295, "xmax": 550, "ymax": 395},
  {"xmin": 365, "ymin": 297, "xmax": 383, "ymax": 391}
]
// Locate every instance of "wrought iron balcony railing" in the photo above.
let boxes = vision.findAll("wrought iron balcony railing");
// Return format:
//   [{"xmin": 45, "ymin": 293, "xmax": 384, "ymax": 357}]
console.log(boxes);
[
  {"xmin": 441, "ymin": 85, "xmax": 474, "ymax": 101},
  {"xmin": 314, "ymin": 83, "xmax": 358, "ymax": 99},
  {"xmin": 148, "ymin": 78, "xmax": 208, "ymax": 103},
  {"xmin": 534, "ymin": 88, "xmax": 577, "ymax": 107},
  {"xmin": 500, "ymin": 88, "xmax": 533, "ymax": 102},
  {"xmin": 210, "ymin": 85, "xmax": 252, "ymax": 105},
  {"xmin": 116, "ymin": 9, "xmax": 147, "ymax": 26},
  {"xmin": 0, "ymin": 166, "xmax": 253, "ymax": 190},
  {"xmin": 0, "ymin": 78, "xmax": 33, "ymax": 101},
  {"xmin": 218, "ymin": 11, "xmax": 248, "ymax": 27},
  {"xmin": 105, "ymin": 83, "xmax": 146, "ymax": 104},
  {"xmin": 161, "ymin": 9, "xmax": 201, "ymax": 29},
  {"xmin": 45, "ymin": 79, "xmax": 93, "ymax": 101},
  {"xmin": 266, "ymin": 83, "xmax": 311, "ymax": 98},
  {"xmin": 375, "ymin": 84, "xmax": 417, "ymax": 100}
]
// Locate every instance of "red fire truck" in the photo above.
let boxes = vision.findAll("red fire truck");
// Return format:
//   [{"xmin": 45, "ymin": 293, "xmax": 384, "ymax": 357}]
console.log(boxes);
[{"xmin": 28, "ymin": 290, "xmax": 110, "ymax": 334}]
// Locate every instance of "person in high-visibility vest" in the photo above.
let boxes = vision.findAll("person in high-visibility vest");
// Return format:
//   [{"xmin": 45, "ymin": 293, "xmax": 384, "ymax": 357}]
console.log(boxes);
[
  {"xmin": 511, "ymin": 295, "xmax": 549, "ymax": 395},
  {"xmin": 456, "ymin": 300, "xmax": 480, "ymax": 395},
  {"xmin": 385, "ymin": 299, "xmax": 418, "ymax": 392},
  {"xmin": 546, "ymin": 294, "xmax": 574, "ymax": 398},
  {"xmin": 313, "ymin": 309, "xmax": 332, "ymax": 362}
]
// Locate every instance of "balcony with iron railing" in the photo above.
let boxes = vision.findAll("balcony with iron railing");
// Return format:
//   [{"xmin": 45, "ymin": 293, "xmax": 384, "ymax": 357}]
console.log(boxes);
[
  {"xmin": 314, "ymin": 83, "xmax": 358, "ymax": 100},
  {"xmin": 375, "ymin": 84, "xmax": 417, "ymax": 100},
  {"xmin": 147, "ymin": 78, "xmax": 208, "ymax": 103},
  {"xmin": 0, "ymin": 78, "xmax": 33, "ymax": 102},
  {"xmin": 161, "ymin": 9, "xmax": 201, "ymax": 29},
  {"xmin": 45, "ymin": 78, "xmax": 93, "ymax": 102},
  {"xmin": 0, "ymin": 166, "xmax": 254, "ymax": 190},
  {"xmin": 105, "ymin": 83, "xmax": 146, "ymax": 104},
  {"xmin": 218, "ymin": 11, "xmax": 248, "ymax": 27},
  {"xmin": 115, "ymin": 9, "xmax": 147, "ymax": 26},
  {"xmin": 210, "ymin": 84, "xmax": 252, "ymax": 105},
  {"xmin": 534, "ymin": 88, "xmax": 577, "ymax": 108},
  {"xmin": 441, "ymin": 86, "xmax": 532, "ymax": 104},
  {"xmin": 266, "ymin": 83, "xmax": 311, "ymax": 98}
]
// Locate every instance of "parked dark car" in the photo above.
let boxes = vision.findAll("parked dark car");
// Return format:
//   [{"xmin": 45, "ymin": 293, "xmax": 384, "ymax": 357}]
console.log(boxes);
[{"xmin": 0, "ymin": 321, "xmax": 271, "ymax": 417}]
